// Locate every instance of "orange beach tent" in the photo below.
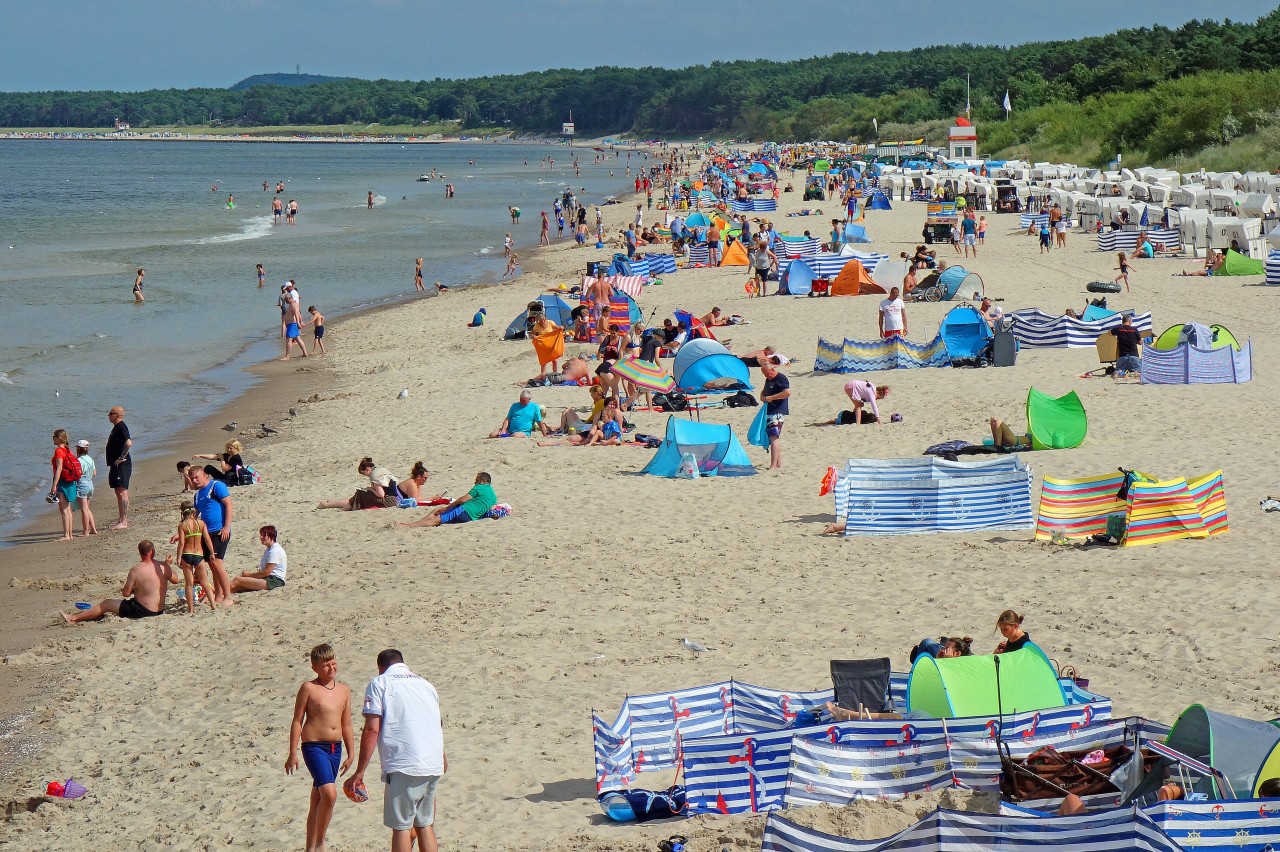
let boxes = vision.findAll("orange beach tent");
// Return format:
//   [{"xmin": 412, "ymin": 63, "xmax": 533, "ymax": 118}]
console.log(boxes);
[
  {"xmin": 719, "ymin": 240, "xmax": 750, "ymax": 267},
  {"xmin": 830, "ymin": 259, "xmax": 885, "ymax": 296}
]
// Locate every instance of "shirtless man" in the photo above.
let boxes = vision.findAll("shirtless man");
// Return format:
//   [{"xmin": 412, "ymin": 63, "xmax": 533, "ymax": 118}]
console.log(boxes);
[
  {"xmin": 587, "ymin": 275, "xmax": 613, "ymax": 335},
  {"xmin": 701, "ymin": 307, "xmax": 730, "ymax": 327},
  {"xmin": 286, "ymin": 643, "xmax": 354, "ymax": 852},
  {"xmin": 61, "ymin": 540, "xmax": 175, "ymax": 623},
  {"xmin": 282, "ymin": 297, "xmax": 309, "ymax": 360}
]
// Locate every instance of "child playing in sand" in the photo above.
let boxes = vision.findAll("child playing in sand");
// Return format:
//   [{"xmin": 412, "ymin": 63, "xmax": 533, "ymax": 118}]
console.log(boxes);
[
  {"xmin": 285, "ymin": 643, "xmax": 354, "ymax": 852},
  {"xmin": 303, "ymin": 306, "xmax": 326, "ymax": 354},
  {"xmin": 174, "ymin": 502, "xmax": 217, "ymax": 614},
  {"xmin": 398, "ymin": 472, "xmax": 496, "ymax": 528}
]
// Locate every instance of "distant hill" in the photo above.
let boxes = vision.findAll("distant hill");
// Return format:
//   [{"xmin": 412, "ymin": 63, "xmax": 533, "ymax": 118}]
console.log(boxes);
[{"xmin": 229, "ymin": 73, "xmax": 348, "ymax": 91}]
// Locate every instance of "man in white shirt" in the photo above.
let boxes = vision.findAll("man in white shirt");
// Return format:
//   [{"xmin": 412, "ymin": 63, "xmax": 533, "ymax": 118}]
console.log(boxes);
[
  {"xmin": 878, "ymin": 286, "xmax": 907, "ymax": 339},
  {"xmin": 346, "ymin": 650, "xmax": 447, "ymax": 852}
]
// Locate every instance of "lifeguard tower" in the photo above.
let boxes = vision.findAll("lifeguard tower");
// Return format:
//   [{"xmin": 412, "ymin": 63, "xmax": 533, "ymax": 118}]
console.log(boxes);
[{"xmin": 948, "ymin": 117, "xmax": 977, "ymax": 160}]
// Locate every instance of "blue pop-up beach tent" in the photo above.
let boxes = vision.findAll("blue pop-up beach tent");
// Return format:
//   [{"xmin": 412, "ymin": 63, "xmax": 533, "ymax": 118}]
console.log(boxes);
[
  {"xmin": 867, "ymin": 191, "xmax": 893, "ymax": 210},
  {"xmin": 641, "ymin": 416, "xmax": 756, "ymax": 477},
  {"xmin": 504, "ymin": 294, "xmax": 576, "ymax": 339},
  {"xmin": 672, "ymin": 339, "xmax": 751, "ymax": 391},
  {"xmin": 938, "ymin": 304, "xmax": 994, "ymax": 360}
]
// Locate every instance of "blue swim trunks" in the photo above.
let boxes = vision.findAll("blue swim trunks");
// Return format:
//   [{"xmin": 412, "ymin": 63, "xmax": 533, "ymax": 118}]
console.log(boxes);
[
  {"xmin": 287, "ymin": 322, "xmax": 301, "ymax": 339},
  {"xmin": 301, "ymin": 741, "xmax": 342, "ymax": 788},
  {"xmin": 439, "ymin": 504, "xmax": 472, "ymax": 524}
]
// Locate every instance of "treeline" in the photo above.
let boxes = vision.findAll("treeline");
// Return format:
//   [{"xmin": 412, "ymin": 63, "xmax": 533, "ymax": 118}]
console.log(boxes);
[{"xmin": 1, "ymin": 9, "xmax": 1277, "ymax": 162}]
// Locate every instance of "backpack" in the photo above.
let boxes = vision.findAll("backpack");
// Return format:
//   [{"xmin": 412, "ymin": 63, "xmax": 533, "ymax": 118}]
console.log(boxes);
[
  {"xmin": 652, "ymin": 392, "xmax": 689, "ymax": 412},
  {"xmin": 61, "ymin": 449, "xmax": 82, "ymax": 482}
]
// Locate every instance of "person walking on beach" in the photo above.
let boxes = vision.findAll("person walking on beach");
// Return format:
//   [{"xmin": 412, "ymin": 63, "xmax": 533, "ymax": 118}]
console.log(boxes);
[
  {"xmin": 368, "ymin": 190, "xmax": 375, "ymax": 210},
  {"xmin": 287, "ymin": 199, "xmax": 298, "ymax": 225},
  {"xmin": 106, "ymin": 405, "xmax": 132, "ymax": 530},
  {"xmin": 304, "ymin": 306, "xmax": 326, "ymax": 354},
  {"xmin": 287, "ymin": 643, "xmax": 353, "ymax": 852},
  {"xmin": 61, "ymin": 539, "xmax": 176, "ymax": 624},
  {"xmin": 257, "ymin": 263, "xmax": 266, "ymax": 288},
  {"xmin": 503, "ymin": 233, "xmax": 513, "ymax": 259},
  {"xmin": 540, "ymin": 212, "xmax": 550, "ymax": 246},
  {"xmin": 282, "ymin": 297, "xmax": 309, "ymax": 360},
  {"xmin": 1114, "ymin": 252, "xmax": 1131, "ymax": 292},
  {"xmin": 273, "ymin": 197, "xmax": 284, "ymax": 223},
  {"xmin": 133, "ymin": 269, "xmax": 145, "ymax": 303},
  {"xmin": 760, "ymin": 363, "xmax": 790, "ymax": 471},
  {"xmin": 878, "ymin": 286, "xmax": 907, "ymax": 340},
  {"xmin": 345, "ymin": 649, "xmax": 447, "ymax": 852},
  {"xmin": 173, "ymin": 502, "xmax": 216, "ymax": 614},
  {"xmin": 74, "ymin": 439, "xmax": 98, "ymax": 536},
  {"xmin": 48, "ymin": 429, "xmax": 79, "ymax": 542},
  {"xmin": 414, "ymin": 258, "xmax": 425, "ymax": 292},
  {"xmin": 503, "ymin": 251, "xmax": 519, "ymax": 280}
]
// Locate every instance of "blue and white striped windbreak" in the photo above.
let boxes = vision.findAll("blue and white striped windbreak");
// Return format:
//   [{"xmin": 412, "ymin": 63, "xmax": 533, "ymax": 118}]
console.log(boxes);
[
  {"xmin": 731, "ymin": 198, "xmax": 779, "ymax": 213},
  {"xmin": 1097, "ymin": 228, "xmax": 1181, "ymax": 252},
  {"xmin": 1020, "ymin": 212, "xmax": 1050, "ymax": 230},
  {"xmin": 1140, "ymin": 340, "xmax": 1253, "ymax": 384},
  {"xmin": 1010, "ymin": 308, "xmax": 1154, "ymax": 348},
  {"xmin": 773, "ymin": 235, "xmax": 822, "ymax": 257},
  {"xmin": 783, "ymin": 718, "xmax": 1168, "ymax": 809},
  {"xmin": 778, "ymin": 251, "xmax": 887, "ymax": 280},
  {"xmin": 682, "ymin": 701, "xmax": 1110, "ymax": 815},
  {"xmin": 761, "ymin": 805, "xmax": 1184, "ymax": 852},
  {"xmin": 1266, "ymin": 250, "xmax": 1280, "ymax": 285},
  {"xmin": 686, "ymin": 244, "xmax": 710, "ymax": 265},
  {"xmin": 833, "ymin": 456, "xmax": 1034, "ymax": 536}
]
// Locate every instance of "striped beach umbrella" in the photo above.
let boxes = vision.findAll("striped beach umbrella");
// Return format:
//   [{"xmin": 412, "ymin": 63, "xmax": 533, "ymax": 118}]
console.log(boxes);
[{"xmin": 610, "ymin": 358, "xmax": 674, "ymax": 393}]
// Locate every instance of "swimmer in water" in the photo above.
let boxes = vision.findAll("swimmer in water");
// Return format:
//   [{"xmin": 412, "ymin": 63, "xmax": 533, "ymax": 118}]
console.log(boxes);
[{"xmin": 133, "ymin": 269, "xmax": 145, "ymax": 303}]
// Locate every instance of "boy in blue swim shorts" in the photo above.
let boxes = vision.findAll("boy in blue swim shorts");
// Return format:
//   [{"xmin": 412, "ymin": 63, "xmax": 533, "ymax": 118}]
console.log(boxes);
[
  {"xmin": 286, "ymin": 643, "xmax": 354, "ymax": 852},
  {"xmin": 398, "ymin": 472, "xmax": 496, "ymax": 528}
]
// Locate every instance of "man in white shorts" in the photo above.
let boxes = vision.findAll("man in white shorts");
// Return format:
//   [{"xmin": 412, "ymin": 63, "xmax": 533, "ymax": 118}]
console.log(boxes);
[{"xmin": 346, "ymin": 650, "xmax": 447, "ymax": 852}]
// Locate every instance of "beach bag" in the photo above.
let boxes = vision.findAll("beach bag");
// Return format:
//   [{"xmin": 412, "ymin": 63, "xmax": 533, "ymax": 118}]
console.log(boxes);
[
  {"xmin": 676, "ymin": 453, "xmax": 701, "ymax": 479},
  {"xmin": 653, "ymin": 392, "xmax": 689, "ymax": 412},
  {"xmin": 235, "ymin": 465, "xmax": 261, "ymax": 486},
  {"xmin": 724, "ymin": 390, "xmax": 758, "ymax": 408},
  {"xmin": 60, "ymin": 449, "xmax": 82, "ymax": 482}
]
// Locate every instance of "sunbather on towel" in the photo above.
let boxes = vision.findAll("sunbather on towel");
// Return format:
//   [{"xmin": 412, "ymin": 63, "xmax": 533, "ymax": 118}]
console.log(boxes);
[
  {"xmin": 397, "ymin": 472, "xmax": 496, "ymax": 528},
  {"xmin": 990, "ymin": 417, "xmax": 1031, "ymax": 449},
  {"xmin": 908, "ymin": 635, "xmax": 972, "ymax": 663},
  {"xmin": 823, "ymin": 702, "xmax": 902, "ymax": 722}
]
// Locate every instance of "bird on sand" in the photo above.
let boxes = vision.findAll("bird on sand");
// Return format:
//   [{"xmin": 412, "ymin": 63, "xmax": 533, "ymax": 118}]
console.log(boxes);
[{"xmin": 221, "ymin": 421, "xmax": 237, "ymax": 432}]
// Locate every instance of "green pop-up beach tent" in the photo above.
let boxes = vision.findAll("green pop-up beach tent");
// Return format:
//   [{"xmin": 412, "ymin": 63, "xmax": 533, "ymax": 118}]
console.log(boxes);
[
  {"xmin": 1219, "ymin": 249, "xmax": 1264, "ymax": 276},
  {"xmin": 1027, "ymin": 388, "xmax": 1088, "ymax": 450},
  {"xmin": 906, "ymin": 646, "xmax": 1067, "ymax": 719}
]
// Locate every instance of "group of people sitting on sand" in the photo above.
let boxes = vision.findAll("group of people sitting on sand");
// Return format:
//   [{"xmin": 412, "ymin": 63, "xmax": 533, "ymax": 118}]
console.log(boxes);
[{"xmin": 315, "ymin": 457, "xmax": 499, "ymax": 528}]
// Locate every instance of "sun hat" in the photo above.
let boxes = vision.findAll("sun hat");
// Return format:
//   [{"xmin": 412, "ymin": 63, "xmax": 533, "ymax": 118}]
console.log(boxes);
[{"xmin": 76, "ymin": 439, "xmax": 90, "ymax": 448}]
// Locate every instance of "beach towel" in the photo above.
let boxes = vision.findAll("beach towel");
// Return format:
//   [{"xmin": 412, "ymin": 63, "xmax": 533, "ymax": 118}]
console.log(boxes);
[
  {"xmin": 532, "ymin": 328, "xmax": 565, "ymax": 369},
  {"xmin": 747, "ymin": 403, "xmax": 769, "ymax": 448}
]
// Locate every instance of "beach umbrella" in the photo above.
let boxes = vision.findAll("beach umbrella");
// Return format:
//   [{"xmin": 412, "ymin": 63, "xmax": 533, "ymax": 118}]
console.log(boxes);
[{"xmin": 610, "ymin": 358, "xmax": 674, "ymax": 393}]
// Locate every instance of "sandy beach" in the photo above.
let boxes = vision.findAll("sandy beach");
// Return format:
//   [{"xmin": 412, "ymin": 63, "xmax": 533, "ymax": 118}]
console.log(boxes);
[{"xmin": 3, "ymin": 164, "xmax": 1279, "ymax": 851}]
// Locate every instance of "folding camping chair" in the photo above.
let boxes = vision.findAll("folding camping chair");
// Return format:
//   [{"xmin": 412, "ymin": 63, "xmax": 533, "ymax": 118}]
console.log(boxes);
[
  {"xmin": 1089, "ymin": 332, "xmax": 1118, "ymax": 377},
  {"xmin": 829, "ymin": 658, "xmax": 892, "ymax": 716}
]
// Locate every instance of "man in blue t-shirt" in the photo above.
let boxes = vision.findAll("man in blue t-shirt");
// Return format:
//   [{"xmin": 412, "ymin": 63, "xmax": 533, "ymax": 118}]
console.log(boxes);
[
  {"xmin": 189, "ymin": 464, "xmax": 234, "ymax": 605},
  {"xmin": 760, "ymin": 363, "xmax": 791, "ymax": 471},
  {"xmin": 961, "ymin": 214, "xmax": 978, "ymax": 258},
  {"xmin": 488, "ymin": 390, "xmax": 545, "ymax": 438}
]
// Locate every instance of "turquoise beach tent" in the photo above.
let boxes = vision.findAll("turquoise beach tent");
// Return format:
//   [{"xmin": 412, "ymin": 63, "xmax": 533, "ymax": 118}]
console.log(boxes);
[
  {"xmin": 641, "ymin": 417, "xmax": 756, "ymax": 477},
  {"xmin": 672, "ymin": 339, "xmax": 751, "ymax": 391},
  {"xmin": 867, "ymin": 192, "xmax": 892, "ymax": 211},
  {"xmin": 906, "ymin": 646, "xmax": 1066, "ymax": 718},
  {"xmin": 782, "ymin": 259, "xmax": 817, "ymax": 296},
  {"xmin": 844, "ymin": 223, "xmax": 871, "ymax": 243},
  {"xmin": 685, "ymin": 212, "xmax": 711, "ymax": 229},
  {"xmin": 504, "ymin": 294, "xmax": 576, "ymax": 340}
]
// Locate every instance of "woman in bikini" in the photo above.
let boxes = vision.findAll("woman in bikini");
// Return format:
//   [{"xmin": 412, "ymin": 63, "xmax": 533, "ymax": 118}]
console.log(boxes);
[{"xmin": 175, "ymin": 502, "xmax": 217, "ymax": 614}]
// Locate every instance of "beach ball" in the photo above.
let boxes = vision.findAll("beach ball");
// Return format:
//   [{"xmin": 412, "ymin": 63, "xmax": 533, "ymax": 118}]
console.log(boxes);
[{"xmin": 345, "ymin": 781, "xmax": 369, "ymax": 803}]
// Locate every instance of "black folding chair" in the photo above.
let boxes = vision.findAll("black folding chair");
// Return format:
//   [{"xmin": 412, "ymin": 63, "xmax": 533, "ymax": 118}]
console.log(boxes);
[{"xmin": 829, "ymin": 657, "xmax": 892, "ymax": 715}]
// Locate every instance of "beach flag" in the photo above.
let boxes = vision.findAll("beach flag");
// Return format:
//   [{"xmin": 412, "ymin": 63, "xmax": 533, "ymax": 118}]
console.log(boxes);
[
  {"xmin": 872, "ymin": 117, "xmax": 879, "ymax": 134},
  {"xmin": 1140, "ymin": 205, "xmax": 1150, "ymax": 227},
  {"xmin": 1003, "ymin": 90, "xmax": 1012, "ymax": 116}
]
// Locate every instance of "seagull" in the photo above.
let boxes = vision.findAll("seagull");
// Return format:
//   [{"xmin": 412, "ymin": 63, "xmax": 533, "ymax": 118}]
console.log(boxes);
[
  {"xmin": 397, "ymin": 388, "xmax": 409, "ymax": 399},
  {"xmin": 221, "ymin": 421, "xmax": 237, "ymax": 433},
  {"xmin": 681, "ymin": 638, "xmax": 714, "ymax": 654},
  {"xmin": 260, "ymin": 423, "xmax": 279, "ymax": 435},
  {"xmin": 288, "ymin": 407, "xmax": 299, "ymax": 417}
]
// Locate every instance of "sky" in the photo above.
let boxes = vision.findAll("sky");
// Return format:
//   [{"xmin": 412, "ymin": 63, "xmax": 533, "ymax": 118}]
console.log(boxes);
[{"xmin": 3, "ymin": 0, "xmax": 1273, "ymax": 92}]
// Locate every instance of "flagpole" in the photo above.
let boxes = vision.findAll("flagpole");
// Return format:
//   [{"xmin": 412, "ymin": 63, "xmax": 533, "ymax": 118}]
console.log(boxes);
[{"xmin": 965, "ymin": 74, "xmax": 971, "ymax": 121}]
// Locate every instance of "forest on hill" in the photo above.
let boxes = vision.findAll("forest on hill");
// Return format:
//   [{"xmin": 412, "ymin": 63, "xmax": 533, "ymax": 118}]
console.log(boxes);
[{"xmin": 2, "ymin": 10, "xmax": 1278, "ymax": 167}]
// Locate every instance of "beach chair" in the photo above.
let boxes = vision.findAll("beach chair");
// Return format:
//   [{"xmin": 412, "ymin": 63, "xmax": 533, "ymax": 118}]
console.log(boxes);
[
  {"xmin": 1092, "ymin": 332, "xmax": 1118, "ymax": 377},
  {"xmin": 829, "ymin": 657, "xmax": 892, "ymax": 715}
]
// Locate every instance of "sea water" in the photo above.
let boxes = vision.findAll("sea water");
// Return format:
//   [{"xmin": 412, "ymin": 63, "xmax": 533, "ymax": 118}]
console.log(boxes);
[{"xmin": 0, "ymin": 139, "xmax": 640, "ymax": 542}]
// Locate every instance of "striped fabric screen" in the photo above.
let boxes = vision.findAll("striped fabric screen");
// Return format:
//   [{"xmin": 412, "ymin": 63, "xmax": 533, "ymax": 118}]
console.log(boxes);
[
  {"xmin": 1035, "ymin": 469, "xmax": 1228, "ymax": 546},
  {"xmin": 1010, "ymin": 309, "xmax": 1154, "ymax": 348},
  {"xmin": 773, "ymin": 235, "xmax": 822, "ymax": 257},
  {"xmin": 833, "ymin": 456, "xmax": 1034, "ymax": 536},
  {"xmin": 1097, "ymin": 228, "xmax": 1181, "ymax": 252},
  {"xmin": 1020, "ymin": 212, "xmax": 1050, "ymax": 229},
  {"xmin": 761, "ymin": 805, "xmax": 1184, "ymax": 852},
  {"xmin": 730, "ymin": 198, "xmax": 779, "ymax": 213},
  {"xmin": 1266, "ymin": 250, "xmax": 1280, "ymax": 285},
  {"xmin": 1139, "ymin": 340, "xmax": 1252, "ymax": 384},
  {"xmin": 779, "ymin": 251, "xmax": 887, "ymax": 280},
  {"xmin": 814, "ymin": 334, "xmax": 951, "ymax": 373}
]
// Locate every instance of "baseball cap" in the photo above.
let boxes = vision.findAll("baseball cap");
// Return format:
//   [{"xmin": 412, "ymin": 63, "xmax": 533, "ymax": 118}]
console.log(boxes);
[{"xmin": 76, "ymin": 439, "xmax": 90, "ymax": 448}]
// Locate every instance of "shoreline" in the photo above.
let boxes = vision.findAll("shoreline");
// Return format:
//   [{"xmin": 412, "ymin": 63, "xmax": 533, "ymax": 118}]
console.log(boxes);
[{"xmin": 0, "ymin": 179, "xmax": 646, "ymax": 780}]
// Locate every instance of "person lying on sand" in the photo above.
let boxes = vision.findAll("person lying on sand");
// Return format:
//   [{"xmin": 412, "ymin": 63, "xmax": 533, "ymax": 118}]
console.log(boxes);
[
  {"xmin": 823, "ymin": 701, "xmax": 902, "ymax": 721},
  {"xmin": 398, "ymin": 472, "xmax": 495, "ymax": 528},
  {"xmin": 990, "ymin": 417, "xmax": 1031, "ymax": 449},
  {"xmin": 62, "ymin": 539, "xmax": 176, "ymax": 624}
]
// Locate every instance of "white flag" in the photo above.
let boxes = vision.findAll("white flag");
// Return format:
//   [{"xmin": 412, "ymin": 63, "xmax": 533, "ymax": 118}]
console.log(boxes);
[
  {"xmin": 872, "ymin": 117, "xmax": 879, "ymax": 133},
  {"xmin": 1003, "ymin": 90, "xmax": 1012, "ymax": 113}
]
